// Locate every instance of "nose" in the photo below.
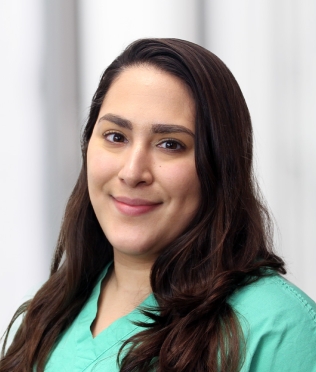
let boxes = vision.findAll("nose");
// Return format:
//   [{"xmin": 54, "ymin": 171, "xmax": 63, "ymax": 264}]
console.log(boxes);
[{"xmin": 118, "ymin": 144, "xmax": 153, "ymax": 187}]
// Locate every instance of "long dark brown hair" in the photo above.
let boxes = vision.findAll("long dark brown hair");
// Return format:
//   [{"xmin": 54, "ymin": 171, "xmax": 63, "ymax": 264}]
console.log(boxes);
[{"xmin": 1, "ymin": 38, "xmax": 285, "ymax": 372}]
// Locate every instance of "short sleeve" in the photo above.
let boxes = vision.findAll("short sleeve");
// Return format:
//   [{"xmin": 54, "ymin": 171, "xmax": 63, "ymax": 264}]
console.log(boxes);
[{"xmin": 229, "ymin": 275, "xmax": 316, "ymax": 372}]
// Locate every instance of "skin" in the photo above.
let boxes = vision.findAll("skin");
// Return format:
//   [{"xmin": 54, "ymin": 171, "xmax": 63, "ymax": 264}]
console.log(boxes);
[{"xmin": 87, "ymin": 65, "xmax": 201, "ymax": 336}]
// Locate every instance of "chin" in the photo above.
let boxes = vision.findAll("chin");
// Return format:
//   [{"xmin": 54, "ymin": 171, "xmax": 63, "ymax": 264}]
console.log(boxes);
[{"xmin": 110, "ymin": 238, "xmax": 163, "ymax": 260}]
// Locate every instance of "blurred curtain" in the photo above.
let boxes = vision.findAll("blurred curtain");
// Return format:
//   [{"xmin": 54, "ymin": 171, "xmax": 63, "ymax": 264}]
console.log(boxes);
[
  {"xmin": 203, "ymin": 0, "xmax": 316, "ymax": 300},
  {"xmin": 0, "ymin": 0, "xmax": 80, "ymax": 335}
]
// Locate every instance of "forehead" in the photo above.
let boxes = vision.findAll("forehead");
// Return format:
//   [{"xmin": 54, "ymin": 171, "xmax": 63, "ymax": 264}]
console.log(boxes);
[{"xmin": 99, "ymin": 65, "xmax": 195, "ymax": 129}]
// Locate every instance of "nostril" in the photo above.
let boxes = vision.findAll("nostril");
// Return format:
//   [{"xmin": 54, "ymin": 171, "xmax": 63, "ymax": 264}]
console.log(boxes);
[{"xmin": 117, "ymin": 151, "xmax": 153, "ymax": 187}]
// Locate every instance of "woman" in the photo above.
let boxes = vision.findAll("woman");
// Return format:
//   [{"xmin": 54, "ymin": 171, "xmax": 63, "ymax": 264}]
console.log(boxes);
[{"xmin": 1, "ymin": 38, "xmax": 316, "ymax": 372}]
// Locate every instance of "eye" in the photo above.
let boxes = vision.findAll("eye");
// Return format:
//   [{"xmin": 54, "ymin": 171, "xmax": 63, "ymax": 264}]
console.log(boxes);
[
  {"xmin": 103, "ymin": 132, "xmax": 127, "ymax": 143},
  {"xmin": 157, "ymin": 139, "xmax": 185, "ymax": 151}
]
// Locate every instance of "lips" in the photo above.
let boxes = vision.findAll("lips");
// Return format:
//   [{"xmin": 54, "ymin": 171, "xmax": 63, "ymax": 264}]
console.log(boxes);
[{"xmin": 112, "ymin": 196, "xmax": 162, "ymax": 216}]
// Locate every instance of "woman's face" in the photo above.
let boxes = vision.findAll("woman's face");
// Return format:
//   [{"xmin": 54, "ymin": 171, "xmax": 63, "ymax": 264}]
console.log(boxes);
[{"xmin": 87, "ymin": 65, "xmax": 201, "ymax": 263}]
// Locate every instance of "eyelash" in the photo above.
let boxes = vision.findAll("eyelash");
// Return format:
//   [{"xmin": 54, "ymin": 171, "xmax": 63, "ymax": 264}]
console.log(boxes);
[
  {"xmin": 103, "ymin": 131, "xmax": 127, "ymax": 143},
  {"xmin": 102, "ymin": 131, "xmax": 185, "ymax": 152},
  {"xmin": 157, "ymin": 139, "xmax": 185, "ymax": 151}
]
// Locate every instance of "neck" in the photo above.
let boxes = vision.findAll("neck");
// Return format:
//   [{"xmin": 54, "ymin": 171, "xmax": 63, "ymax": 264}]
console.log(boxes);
[{"xmin": 109, "ymin": 252, "xmax": 154, "ymax": 297}]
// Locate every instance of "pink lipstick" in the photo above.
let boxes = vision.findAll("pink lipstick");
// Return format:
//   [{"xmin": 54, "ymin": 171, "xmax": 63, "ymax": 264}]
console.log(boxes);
[{"xmin": 112, "ymin": 196, "xmax": 161, "ymax": 216}]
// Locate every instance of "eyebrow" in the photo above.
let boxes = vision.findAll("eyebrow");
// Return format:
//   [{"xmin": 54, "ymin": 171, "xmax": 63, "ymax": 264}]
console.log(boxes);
[
  {"xmin": 151, "ymin": 123, "xmax": 194, "ymax": 137},
  {"xmin": 98, "ymin": 113, "xmax": 195, "ymax": 137},
  {"xmin": 98, "ymin": 113, "xmax": 132, "ymax": 130}
]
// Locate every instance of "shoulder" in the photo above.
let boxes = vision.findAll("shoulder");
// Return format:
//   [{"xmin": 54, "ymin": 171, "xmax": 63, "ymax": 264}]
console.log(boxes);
[
  {"xmin": 228, "ymin": 274, "xmax": 316, "ymax": 372},
  {"xmin": 229, "ymin": 273, "xmax": 316, "ymax": 324}
]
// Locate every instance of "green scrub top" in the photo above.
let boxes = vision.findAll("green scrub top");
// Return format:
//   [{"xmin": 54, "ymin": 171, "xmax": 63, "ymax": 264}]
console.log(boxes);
[
  {"xmin": 44, "ymin": 264, "xmax": 316, "ymax": 371},
  {"xmin": 44, "ymin": 263, "xmax": 156, "ymax": 372}
]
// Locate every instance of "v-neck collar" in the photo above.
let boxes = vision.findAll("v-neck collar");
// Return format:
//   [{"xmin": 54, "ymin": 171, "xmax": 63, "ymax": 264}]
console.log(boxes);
[{"xmin": 73, "ymin": 262, "xmax": 157, "ymax": 370}]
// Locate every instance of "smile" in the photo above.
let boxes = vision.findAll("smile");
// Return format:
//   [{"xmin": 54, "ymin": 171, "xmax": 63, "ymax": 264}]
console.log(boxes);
[{"xmin": 111, "ymin": 196, "xmax": 162, "ymax": 216}]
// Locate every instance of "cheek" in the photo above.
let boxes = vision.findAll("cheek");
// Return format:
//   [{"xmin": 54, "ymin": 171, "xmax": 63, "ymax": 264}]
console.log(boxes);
[
  {"xmin": 87, "ymin": 147, "xmax": 115, "ymax": 191},
  {"xmin": 161, "ymin": 162, "xmax": 201, "ymax": 205}
]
